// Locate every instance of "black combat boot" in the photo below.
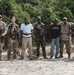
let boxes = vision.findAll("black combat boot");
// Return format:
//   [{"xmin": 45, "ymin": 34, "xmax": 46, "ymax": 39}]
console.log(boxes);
[
  {"xmin": 13, "ymin": 49, "xmax": 17, "ymax": 59},
  {"xmin": 68, "ymin": 53, "xmax": 71, "ymax": 58},
  {"xmin": 59, "ymin": 53, "xmax": 63, "ymax": 58},
  {"xmin": 0, "ymin": 54, "xmax": 1, "ymax": 60}
]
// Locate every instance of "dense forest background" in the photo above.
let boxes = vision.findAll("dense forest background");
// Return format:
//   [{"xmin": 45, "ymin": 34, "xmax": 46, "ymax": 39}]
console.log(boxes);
[
  {"xmin": 0, "ymin": 0, "xmax": 74, "ymax": 24},
  {"xmin": 0, "ymin": 0, "xmax": 74, "ymax": 43}
]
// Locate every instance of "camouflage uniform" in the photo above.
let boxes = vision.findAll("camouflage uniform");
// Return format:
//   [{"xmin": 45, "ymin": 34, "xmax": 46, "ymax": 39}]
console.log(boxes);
[
  {"xmin": 7, "ymin": 23, "xmax": 20, "ymax": 60},
  {"xmin": 34, "ymin": 22, "xmax": 47, "ymax": 58},
  {"xmin": 70, "ymin": 23, "xmax": 74, "ymax": 44},
  {"xmin": 60, "ymin": 21, "xmax": 71, "ymax": 58},
  {"xmin": 0, "ymin": 21, "xmax": 7, "ymax": 60}
]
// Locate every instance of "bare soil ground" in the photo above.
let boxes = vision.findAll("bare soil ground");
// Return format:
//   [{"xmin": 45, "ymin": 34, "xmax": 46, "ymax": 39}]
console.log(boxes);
[{"xmin": 0, "ymin": 46, "xmax": 74, "ymax": 75}]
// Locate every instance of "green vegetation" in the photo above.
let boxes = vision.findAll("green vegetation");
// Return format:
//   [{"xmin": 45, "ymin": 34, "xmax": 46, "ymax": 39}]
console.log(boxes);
[
  {"xmin": 0, "ymin": 0, "xmax": 74, "ymax": 44},
  {"xmin": 0, "ymin": 0, "xmax": 74, "ymax": 24}
]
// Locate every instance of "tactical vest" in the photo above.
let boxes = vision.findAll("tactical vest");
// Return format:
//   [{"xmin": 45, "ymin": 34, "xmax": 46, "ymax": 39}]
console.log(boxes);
[{"xmin": 8, "ymin": 24, "xmax": 19, "ymax": 39}]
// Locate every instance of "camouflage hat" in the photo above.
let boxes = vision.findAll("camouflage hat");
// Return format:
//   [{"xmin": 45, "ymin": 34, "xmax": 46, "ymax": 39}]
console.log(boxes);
[
  {"xmin": 37, "ymin": 16, "xmax": 41, "ymax": 19},
  {"xmin": 63, "ymin": 17, "xmax": 67, "ymax": 20},
  {"xmin": 0, "ymin": 15, "xmax": 2, "ymax": 18}
]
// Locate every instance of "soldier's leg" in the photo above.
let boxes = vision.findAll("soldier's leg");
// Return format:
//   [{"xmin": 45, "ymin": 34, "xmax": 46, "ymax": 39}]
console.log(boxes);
[
  {"xmin": 13, "ymin": 40, "xmax": 18, "ymax": 59},
  {"xmin": 59, "ymin": 41, "xmax": 64, "ymax": 57},
  {"xmin": 65, "ymin": 41, "xmax": 71, "ymax": 58},
  {"xmin": 0, "ymin": 42, "xmax": 2, "ymax": 60},
  {"xmin": 73, "ymin": 37, "xmax": 74, "ymax": 44},
  {"xmin": 13, "ymin": 40, "xmax": 16, "ymax": 59},
  {"xmin": 0, "ymin": 42, "xmax": 4, "ymax": 60},
  {"xmin": 20, "ymin": 37, "xmax": 27, "ymax": 59},
  {"xmin": 13, "ymin": 49, "xmax": 16, "ymax": 59},
  {"xmin": 7, "ymin": 49, "xmax": 11, "ymax": 60},
  {"xmin": 36, "ymin": 41, "xmax": 40, "ymax": 58},
  {"xmin": 7, "ymin": 40, "xmax": 12, "ymax": 60},
  {"xmin": 41, "ymin": 42, "xmax": 46, "ymax": 58}
]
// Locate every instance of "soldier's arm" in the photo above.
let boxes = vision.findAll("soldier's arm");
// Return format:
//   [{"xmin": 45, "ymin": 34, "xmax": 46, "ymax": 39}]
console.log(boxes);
[
  {"xmin": 68, "ymin": 22, "xmax": 72, "ymax": 35},
  {"xmin": 2, "ymin": 22, "xmax": 8, "ymax": 36},
  {"xmin": 44, "ymin": 25, "xmax": 47, "ymax": 34},
  {"xmin": 70, "ymin": 22, "xmax": 74, "ymax": 34}
]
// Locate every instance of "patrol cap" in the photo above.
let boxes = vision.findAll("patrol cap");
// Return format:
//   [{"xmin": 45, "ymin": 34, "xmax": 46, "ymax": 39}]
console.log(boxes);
[
  {"xmin": 63, "ymin": 17, "xmax": 67, "ymax": 20},
  {"xmin": 54, "ymin": 18, "xmax": 58, "ymax": 21},
  {"xmin": 37, "ymin": 16, "xmax": 41, "ymax": 20},
  {"xmin": 0, "ymin": 15, "xmax": 2, "ymax": 18}
]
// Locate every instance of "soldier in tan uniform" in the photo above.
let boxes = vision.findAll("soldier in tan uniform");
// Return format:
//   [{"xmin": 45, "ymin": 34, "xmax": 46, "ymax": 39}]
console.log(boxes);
[
  {"xmin": 7, "ymin": 16, "xmax": 20, "ymax": 60},
  {"xmin": 0, "ymin": 15, "xmax": 7, "ymax": 60},
  {"xmin": 59, "ymin": 17, "xmax": 71, "ymax": 58}
]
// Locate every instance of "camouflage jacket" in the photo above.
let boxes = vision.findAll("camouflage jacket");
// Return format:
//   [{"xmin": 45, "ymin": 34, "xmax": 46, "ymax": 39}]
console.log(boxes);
[
  {"xmin": 34, "ymin": 22, "xmax": 46, "ymax": 41},
  {"xmin": 0, "ymin": 21, "xmax": 7, "ymax": 35},
  {"xmin": 8, "ymin": 23, "xmax": 20, "ymax": 40},
  {"xmin": 60, "ymin": 21, "xmax": 71, "ymax": 41},
  {"xmin": 70, "ymin": 22, "xmax": 74, "ymax": 37}
]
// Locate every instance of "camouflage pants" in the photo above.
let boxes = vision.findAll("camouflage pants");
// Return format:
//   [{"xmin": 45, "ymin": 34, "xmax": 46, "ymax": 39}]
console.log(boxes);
[
  {"xmin": 60, "ymin": 40, "xmax": 71, "ymax": 57},
  {"xmin": 71, "ymin": 37, "xmax": 74, "ymax": 44},
  {"xmin": 0, "ymin": 42, "xmax": 4, "ymax": 60},
  {"xmin": 36, "ymin": 40, "xmax": 46, "ymax": 58},
  {"xmin": 7, "ymin": 38, "xmax": 19, "ymax": 60}
]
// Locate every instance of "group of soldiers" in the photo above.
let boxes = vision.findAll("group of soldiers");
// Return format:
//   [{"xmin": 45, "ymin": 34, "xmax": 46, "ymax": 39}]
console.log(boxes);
[
  {"xmin": 0, "ymin": 15, "xmax": 20, "ymax": 60},
  {"xmin": 0, "ymin": 14, "xmax": 74, "ymax": 60}
]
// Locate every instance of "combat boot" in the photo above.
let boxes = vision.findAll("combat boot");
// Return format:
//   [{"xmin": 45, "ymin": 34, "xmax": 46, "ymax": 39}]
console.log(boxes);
[
  {"xmin": 13, "ymin": 49, "xmax": 16, "ymax": 59},
  {"xmin": 20, "ymin": 56, "xmax": 24, "ymax": 60},
  {"xmin": 7, "ymin": 50, "xmax": 11, "ymax": 60},
  {"xmin": 13, "ymin": 55, "xmax": 16, "ymax": 59},
  {"xmin": 0, "ymin": 51, "xmax": 2, "ymax": 60},
  {"xmin": 59, "ymin": 54, "xmax": 63, "ymax": 58},
  {"xmin": 0, "ymin": 54, "xmax": 1, "ymax": 60},
  {"xmin": 68, "ymin": 53, "xmax": 71, "ymax": 58}
]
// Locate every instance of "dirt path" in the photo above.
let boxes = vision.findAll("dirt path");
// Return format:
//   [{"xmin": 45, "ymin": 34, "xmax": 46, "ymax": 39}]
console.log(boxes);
[{"xmin": 0, "ymin": 52, "xmax": 74, "ymax": 75}]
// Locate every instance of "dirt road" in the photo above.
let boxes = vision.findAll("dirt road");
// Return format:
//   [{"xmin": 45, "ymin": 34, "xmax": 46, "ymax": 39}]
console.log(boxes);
[{"xmin": 0, "ymin": 52, "xmax": 74, "ymax": 75}]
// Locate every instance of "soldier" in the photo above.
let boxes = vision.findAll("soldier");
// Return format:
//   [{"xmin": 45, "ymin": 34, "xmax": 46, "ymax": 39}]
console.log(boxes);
[
  {"xmin": 70, "ymin": 20, "xmax": 74, "ymax": 44},
  {"xmin": 34, "ymin": 16, "xmax": 47, "ymax": 59},
  {"xmin": 0, "ymin": 15, "xmax": 7, "ymax": 60},
  {"xmin": 4, "ymin": 19, "xmax": 11, "ymax": 49},
  {"xmin": 59, "ymin": 17, "xmax": 71, "ymax": 58},
  {"xmin": 7, "ymin": 16, "xmax": 20, "ymax": 60}
]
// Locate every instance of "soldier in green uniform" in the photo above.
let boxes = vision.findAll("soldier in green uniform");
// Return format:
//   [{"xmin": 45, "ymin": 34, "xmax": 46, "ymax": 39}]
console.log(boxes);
[
  {"xmin": 0, "ymin": 15, "xmax": 7, "ymax": 60},
  {"xmin": 70, "ymin": 20, "xmax": 74, "ymax": 44},
  {"xmin": 34, "ymin": 16, "xmax": 47, "ymax": 59},
  {"xmin": 7, "ymin": 16, "xmax": 20, "ymax": 60},
  {"xmin": 59, "ymin": 17, "xmax": 71, "ymax": 58}
]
